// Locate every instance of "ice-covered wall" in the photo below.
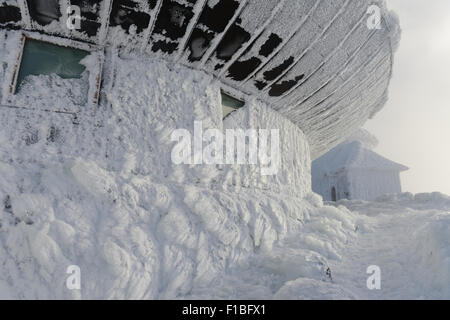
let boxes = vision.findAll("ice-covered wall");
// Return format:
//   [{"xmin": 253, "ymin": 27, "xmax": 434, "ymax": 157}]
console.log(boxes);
[
  {"xmin": 222, "ymin": 102, "xmax": 311, "ymax": 198},
  {"xmin": 347, "ymin": 169, "xmax": 402, "ymax": 201},
  {"xmin": 0, "ymin": 47, "xmax": 335, "ymax": 299},
  {"xmin": 312, "ymin": 171, "xmax": 350, "ymax": 202}
]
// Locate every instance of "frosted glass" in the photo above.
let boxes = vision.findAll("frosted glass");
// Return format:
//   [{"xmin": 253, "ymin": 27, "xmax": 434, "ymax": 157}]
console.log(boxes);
[{"xmin": 16, "ymin": 39, "xmax": 89, "ymax": 93}]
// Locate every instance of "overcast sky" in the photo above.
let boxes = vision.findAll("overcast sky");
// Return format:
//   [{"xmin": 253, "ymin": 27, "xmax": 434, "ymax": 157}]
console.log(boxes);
[{"xmin": 364, "ymin": 0, "xmax": 450, "ymax": 195}]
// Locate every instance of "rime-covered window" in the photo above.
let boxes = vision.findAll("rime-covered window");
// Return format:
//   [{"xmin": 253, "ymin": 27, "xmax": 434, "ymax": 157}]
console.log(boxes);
[
  {"xmin": 16, "ymin": 38, "xmax": 89, "ymax": 93},
  {"xmin": 221, "ymin": 91, "xmax": 244, "ymax": 119}
]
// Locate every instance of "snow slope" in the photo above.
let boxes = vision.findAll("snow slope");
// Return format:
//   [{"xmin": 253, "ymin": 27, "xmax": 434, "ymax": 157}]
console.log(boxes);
[
  {"xmin": 330, "ymin": 194, "xmax": 450, "ymax": 299},
  {"xmin": 186, "ymin": 193, "xmax": 450, "ymax": 300},
  {"xmin": 1, "ymin": 157, "xmax": 448, "ymax": 300}
]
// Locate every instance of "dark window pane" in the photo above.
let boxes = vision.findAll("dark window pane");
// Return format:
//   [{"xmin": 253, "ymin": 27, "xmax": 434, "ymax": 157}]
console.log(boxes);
[
  {"xmin": 26, "ymin": 0, "xmax": 61, "ymax": 26},
  {"xmin": 221, "ymin": 91, "xmax": 245, "ymax": 119}
]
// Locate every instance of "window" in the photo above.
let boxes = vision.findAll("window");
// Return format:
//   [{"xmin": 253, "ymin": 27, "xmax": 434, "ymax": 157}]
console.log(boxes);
[
  {"xmin": 16, "ymin": 38, "xmax": 89, "ymax": 93},
  {"xmin": 221, "ymin": 91, "xmax": 245, "ymax": 119},
  {"xmin": 3, "ymin": 33, "xmax": 103, "ymax": 111}
]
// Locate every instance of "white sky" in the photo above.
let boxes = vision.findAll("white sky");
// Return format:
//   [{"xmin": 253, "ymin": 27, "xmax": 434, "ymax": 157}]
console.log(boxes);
[{"xmin": 364, "ymin": 0, "xmax": 450, "ymax": 195}]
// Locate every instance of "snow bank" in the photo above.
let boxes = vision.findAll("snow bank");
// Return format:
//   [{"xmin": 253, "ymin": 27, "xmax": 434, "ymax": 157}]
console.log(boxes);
[
  {"xmin": 0, "ymin": 155, "xmax": 359, "ymax": 299},
  {"xmin": 376, "ymin": 192, "xmax": 450, "ymax": 211},
  {"xmin": 222, "ymin": 101, "xmax": 311, "ymax": 197},
  {"xmin": 413, "ymin": 214, "xmax": 450, "ymax": 299}
]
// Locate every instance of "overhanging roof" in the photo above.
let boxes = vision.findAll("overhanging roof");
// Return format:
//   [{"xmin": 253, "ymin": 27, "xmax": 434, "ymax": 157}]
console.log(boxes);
[
  {"xmin": 0, "ymin": 0, "xmax": 400, "ymax": 158},
  {"xmin": 312, "ymin": 141, "xmax": 409, "ymax": 175}
]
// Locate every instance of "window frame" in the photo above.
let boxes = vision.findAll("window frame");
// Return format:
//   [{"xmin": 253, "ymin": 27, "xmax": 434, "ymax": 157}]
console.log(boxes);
[{"xmin": 2, "ymin": 31, "xmax": 104, "ymax": 110}]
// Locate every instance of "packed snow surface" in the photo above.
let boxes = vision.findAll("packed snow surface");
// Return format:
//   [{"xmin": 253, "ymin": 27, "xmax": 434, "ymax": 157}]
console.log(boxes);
[{"xmin": 329, "ymin": 193, "xmax": 450, "ymax": 299}]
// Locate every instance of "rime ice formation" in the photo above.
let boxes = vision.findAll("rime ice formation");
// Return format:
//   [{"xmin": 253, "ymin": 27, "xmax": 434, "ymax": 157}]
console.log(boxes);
[
  {"xmin": 312, "ymin": 137, "xmax": 409, "ymax": 202},
  {"xmin": 1, "ymin": 0, "xmax": 400, "ymax": 157},
  {"xmin": 328, "ymin": 195, "xmax": 450, "ymax": 300}
]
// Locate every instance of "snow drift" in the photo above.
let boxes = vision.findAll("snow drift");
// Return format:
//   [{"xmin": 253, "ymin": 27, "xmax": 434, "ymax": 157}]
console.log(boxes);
[{"xmin": 0, "ymin": 52, "xmax": 351, "ymax": 299}]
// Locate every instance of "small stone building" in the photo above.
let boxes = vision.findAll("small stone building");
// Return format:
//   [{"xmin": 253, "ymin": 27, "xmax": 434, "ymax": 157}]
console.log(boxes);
[{"xmin": 312, "ymin": 140, "xmax": 408, "ymax": 201}]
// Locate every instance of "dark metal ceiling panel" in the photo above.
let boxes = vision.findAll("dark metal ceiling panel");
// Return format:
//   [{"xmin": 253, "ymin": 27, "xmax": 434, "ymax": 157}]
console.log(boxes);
[
  {"xmin": 26, "ymin": 0, "xmax": 61, "ymax": 26},
  {"xmin": 200, "ymin": 0, "xmax": 282, "ymax": 71}
]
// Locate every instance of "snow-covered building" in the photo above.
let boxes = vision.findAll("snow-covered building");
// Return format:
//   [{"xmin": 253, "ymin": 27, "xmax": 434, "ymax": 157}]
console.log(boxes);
[
  {"xmin": 0, "ymin": 0, "xmax": 400, "ymax": 159},
  {"xmin": 0, "ymin": 1, "xmax": 403, "ymax": 299},
  {"xmin": 312, "ymin": 131, "xmax": 408, "ymax": 201}
]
